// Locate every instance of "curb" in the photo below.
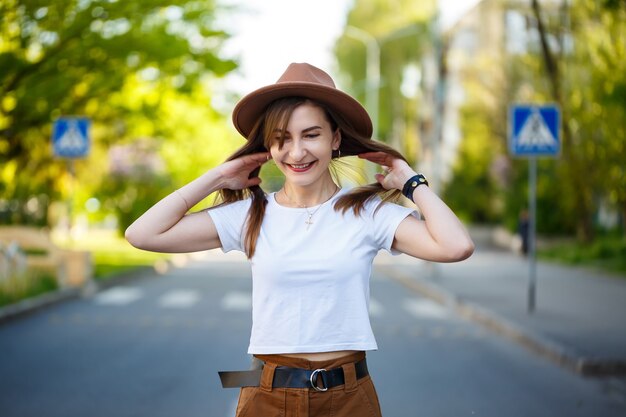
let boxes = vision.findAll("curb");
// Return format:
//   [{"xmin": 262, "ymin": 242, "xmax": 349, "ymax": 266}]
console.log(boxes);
[
  {"xmin": 0, "ymin": 287, "xmax": 81, "ymax": 324},
  {"xmin": 95, "ymin": 266, "xmax": 155, "ymax": 290},
  {"xmin": 378, "ymin": 264, "xmax": 626, "ymax": 377},
  {"xmin": 0, "ymin": 266, "xmax": 155, "ymax": 324}
]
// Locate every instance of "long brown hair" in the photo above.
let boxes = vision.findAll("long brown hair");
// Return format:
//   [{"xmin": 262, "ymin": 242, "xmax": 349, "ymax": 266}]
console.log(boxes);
[{"xmin": 217, "ymin": 97, "xmax": 408, "ymax": 258}]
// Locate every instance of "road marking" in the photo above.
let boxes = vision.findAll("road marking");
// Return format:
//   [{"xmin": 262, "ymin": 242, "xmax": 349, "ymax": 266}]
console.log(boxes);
[
  {"xmin": 158, "ymin": 289, "xmax": 201, "ymax": 309},
  {"xmin": 430, "ymin": 327, "xmax": 445, "ymax": 338},
  {"xmin": 221, "ymin": 291, "xmax": 252, "ymax": 311},
  {"xmin": 403, "ymin": 299, "xmax": 450, "ymax": 320},
  {"xmin": 369, "ymin": 297, "xmax": 384, "ymax": 317},
  {"xmin": 94, "ymin": 286, "xmax": 143, "ymax": 306}
]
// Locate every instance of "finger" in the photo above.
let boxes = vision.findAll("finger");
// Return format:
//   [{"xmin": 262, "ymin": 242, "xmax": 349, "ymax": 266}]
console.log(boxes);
[
  {"xmin": 241, "ymin": 152, "xmax": 270, "ymax": 163},
  {"xmin": 374, "ymin": 173, "xmax": 394, "ymax": 190},
  {"xmin": 247, "ymin": 176, "xmax": 262, "ymax": 187},
  {"xmin": 358, "ymin": 151, "xmax": 386, "ymax": 158},
  {"xmin": 241, "ymin": 153, "xmax": 271, "ymax": 168},
  {"xmin": 358, "ymin": 152, "xmax": 386, "ymax": 162}
]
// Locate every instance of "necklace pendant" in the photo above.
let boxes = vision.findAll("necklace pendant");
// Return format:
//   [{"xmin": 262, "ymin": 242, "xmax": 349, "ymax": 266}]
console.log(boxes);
[{"xmin": 305, "ymin": 216, "xmax": 313, "ymax": 230}]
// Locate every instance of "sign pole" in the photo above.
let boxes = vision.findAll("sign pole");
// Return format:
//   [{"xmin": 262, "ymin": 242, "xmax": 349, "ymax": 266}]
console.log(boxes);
[
  {"xmin": 509, "ymin": 104, "xmax": 560, "ymax": 315},
  {"xmin": 528, "ymin": 157, "xmax": 537, "ymax": 313},
  {"xmin": 67, "ymin": 159, "xmax": 76, "ymax": 243},
  {"xmin": 52, "ymin": 116, "xmax": 91, "ymax": 243}
]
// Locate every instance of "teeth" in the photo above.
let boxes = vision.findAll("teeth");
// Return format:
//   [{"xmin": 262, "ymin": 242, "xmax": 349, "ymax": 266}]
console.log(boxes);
[{"xmin": 290, "ymin": 162, "xmax": 312, "ymax": 169}]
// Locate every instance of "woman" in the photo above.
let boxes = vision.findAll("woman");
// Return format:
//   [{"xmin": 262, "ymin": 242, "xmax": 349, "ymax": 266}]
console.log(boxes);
[{"xmin": 126, "ymin": 62, "xmax": 474, "ymax": 417}]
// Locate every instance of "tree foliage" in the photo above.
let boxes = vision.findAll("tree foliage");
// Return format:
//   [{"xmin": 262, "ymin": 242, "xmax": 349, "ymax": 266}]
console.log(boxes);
[
  {"xmin": 444, "ymin": 0, "xmax": 625, "ymax": 239},
  {"xmin": 524, "ymin": 0, "xmax": 626, "ymax": 238},
  {"xmin": 0, "ymin": 0, "xmax": 237, "ymax": 227},
  {"xmin": 84, "ymin": 76, "xmax": 241, "ymax": 232},
  {"xmin": 567, "ymin": 0, "xmax": 626, "ymax": 234}
]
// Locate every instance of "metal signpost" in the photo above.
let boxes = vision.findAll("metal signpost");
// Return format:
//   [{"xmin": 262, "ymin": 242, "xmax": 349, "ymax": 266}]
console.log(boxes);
[
  {"xmin": 509, "ymin": 104, "xmax": 560, "ymax": 313},
  {"xmin": 52, "ymin": 117, "xmax": 91, "ymax": 239}
]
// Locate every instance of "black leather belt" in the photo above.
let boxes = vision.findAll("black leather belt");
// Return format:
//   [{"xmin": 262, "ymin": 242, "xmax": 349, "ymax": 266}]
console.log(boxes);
[{"xmin": 219, "ymin": 358, "xmax": 369, "ymax": 391}]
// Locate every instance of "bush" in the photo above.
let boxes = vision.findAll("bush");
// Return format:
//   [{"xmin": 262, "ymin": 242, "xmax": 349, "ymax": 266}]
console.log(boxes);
[
  {"xmin": 0, "ymin": 270, "xmax": 59, "ymax": 307},
  {"xmin": 538, "ymin": 236, "xmax": 626, "ymax": 276}
]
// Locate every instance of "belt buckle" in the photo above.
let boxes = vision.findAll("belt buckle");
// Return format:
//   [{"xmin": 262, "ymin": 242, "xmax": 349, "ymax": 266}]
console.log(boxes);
[{"xmin": 309, "ymin": 368, "xmax": 328, "ymax": 392}]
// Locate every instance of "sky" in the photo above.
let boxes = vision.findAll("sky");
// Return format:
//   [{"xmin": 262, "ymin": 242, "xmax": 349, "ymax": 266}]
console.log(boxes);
[{"xmin": 217, "ymin": 0, "xmax": 481, "ymax": 99}]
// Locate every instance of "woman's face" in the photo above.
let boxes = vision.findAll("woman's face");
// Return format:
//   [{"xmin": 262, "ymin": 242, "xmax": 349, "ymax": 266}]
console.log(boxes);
[{"xmin": 269, "ymin": 102, "xmax": 340, "ymax": 188}]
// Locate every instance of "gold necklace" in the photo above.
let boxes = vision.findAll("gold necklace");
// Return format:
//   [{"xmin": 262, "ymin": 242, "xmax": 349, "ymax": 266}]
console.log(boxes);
[{"xmin": 282, "ymin": 186, "xmax": 340, "ymax": 230}]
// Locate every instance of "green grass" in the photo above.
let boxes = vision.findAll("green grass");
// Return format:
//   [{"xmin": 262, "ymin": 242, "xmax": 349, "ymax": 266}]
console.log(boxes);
[
  {"xmin": 53, "ymin": 230, "xmax": 170, "ymax": 280},
  {"xmin": 538, "ymin": 235, "xmax": 626, "ymax": 277},
  {"xmin": 0, "ymin": 271, "xmax": 58, "ymax": 307},
  {"xmin": 23, "ymin": 248, "xmax": 49, "ymax": 256},
  {"xmin": 0, "ymin": 230, "xmax": 168, "ymax": 308}
]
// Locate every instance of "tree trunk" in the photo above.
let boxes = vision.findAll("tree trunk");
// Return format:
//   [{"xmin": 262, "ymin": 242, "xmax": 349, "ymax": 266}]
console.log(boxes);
[
  {"xmin": 531, "ymin": 0, "xmax": 594, "ymax": 242},
  {"xmin": 622, "ymin": 203, "xmax": 626, "ymax": 237}
]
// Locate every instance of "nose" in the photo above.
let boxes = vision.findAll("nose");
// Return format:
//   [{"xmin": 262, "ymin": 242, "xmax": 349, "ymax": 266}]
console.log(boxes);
[{"xmin": 288, "ymin": 139, "xmax": 307, "ymax": 161}]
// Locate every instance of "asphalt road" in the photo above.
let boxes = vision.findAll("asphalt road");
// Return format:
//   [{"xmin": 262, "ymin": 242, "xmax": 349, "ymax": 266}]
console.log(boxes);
[{"xmin": 1, "ymin": 255, "xmax": 624, "ymax": 417}]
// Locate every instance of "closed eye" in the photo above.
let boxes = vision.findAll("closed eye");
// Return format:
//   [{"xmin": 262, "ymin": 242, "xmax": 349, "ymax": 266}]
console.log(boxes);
[{"xmin": 273, "ymin": 135, "xmax": 292, "ymax": 141}]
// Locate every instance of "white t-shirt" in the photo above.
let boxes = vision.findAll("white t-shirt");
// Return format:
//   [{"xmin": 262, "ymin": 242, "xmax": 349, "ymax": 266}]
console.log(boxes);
[{"xmin": 207, "ymin": 188, "xmax": 416, "ymax": 354}]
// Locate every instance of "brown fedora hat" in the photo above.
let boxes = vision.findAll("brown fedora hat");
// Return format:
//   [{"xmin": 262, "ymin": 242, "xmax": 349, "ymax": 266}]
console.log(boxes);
[{"xmin": 232, "ymin": 62, "xmax": 373, "ymax": 139}]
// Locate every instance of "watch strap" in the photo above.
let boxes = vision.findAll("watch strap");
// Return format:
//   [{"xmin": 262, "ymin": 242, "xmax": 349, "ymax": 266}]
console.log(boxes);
[{"xmin": 402, "ymin": 174, "xmax": 429, "ymax": 200}]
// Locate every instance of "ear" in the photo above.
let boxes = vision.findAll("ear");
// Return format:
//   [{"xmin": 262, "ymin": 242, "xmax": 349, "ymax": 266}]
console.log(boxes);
[{"xmin": 332, "ymin": 129, "xmax": 342, "ymax": 151}]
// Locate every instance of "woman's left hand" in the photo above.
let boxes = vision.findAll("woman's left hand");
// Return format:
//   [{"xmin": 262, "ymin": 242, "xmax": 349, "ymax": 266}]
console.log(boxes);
[{"xmin": 358, "ymin": 152, "xmax": 417, "ymax": 191}]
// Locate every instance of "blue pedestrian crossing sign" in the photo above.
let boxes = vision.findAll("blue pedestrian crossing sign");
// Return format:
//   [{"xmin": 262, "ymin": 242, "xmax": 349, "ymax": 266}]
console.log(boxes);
[
  {"xmin": 509, "ymin": 104, "xmax": 560, "ymax": 157},
  {"xmin": 52, "ymin": 117, "xmax": 90, "ymax": 158}
]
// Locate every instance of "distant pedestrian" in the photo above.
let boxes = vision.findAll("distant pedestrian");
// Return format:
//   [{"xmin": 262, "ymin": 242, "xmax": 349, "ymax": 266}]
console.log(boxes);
[
  {"xmin": 125, "ymin": 63, "xmax": 474, "ymax": 416},
  {"xmin": 518, "ymin": 209, "xmax": 530, "ymax": 256}
]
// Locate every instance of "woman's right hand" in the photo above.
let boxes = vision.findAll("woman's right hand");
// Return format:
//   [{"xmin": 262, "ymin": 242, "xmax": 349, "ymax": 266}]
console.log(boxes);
[
  {"xmin": 125, "ymin": 151, "xmax": 271, "ymax": 253},
  {"xmin": 216, "ymin": 152, "xmax": 271, "ymax": 190}
]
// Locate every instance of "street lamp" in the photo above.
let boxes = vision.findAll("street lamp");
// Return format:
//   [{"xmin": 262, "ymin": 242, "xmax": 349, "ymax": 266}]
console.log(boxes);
[
  {"xmin": 345, "ymin": 26, "xmax": 380, "ymax": 138},
  {"xmin": 345, "ymin": 24, "xmax": 425, "ymax": 140}
]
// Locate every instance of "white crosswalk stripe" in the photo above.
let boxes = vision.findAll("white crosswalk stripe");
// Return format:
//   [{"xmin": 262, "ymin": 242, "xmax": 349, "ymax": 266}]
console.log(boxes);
[
  {"xmin": 221, "ymin": 291, "xmax": 252, "ymax": 311},
  {"xmin": 92, "ymin": 287, "xmax": 423, "ymax": 319},
  {"xmin": 157, "ymin": 289, "xmax": 201, "ymax": 309},
  {"xmin": 94, "ymin": 286, "xmax": 143, "ymax": 306},
  {"xmin": 403, "ymin": 299, "xmax": 450, "ymax": 320}
]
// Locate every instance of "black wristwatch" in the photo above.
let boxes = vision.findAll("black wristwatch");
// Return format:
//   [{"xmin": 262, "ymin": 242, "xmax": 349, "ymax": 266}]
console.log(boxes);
[{"xmin": 402, "ymin": 174, "xmax": 429, "ymax": 200}]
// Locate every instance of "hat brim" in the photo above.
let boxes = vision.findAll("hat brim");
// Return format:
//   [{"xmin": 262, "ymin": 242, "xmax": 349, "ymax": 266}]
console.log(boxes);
[{"xmin": 232, "ymin": 82, "xmax": 373, "ymax": 139}]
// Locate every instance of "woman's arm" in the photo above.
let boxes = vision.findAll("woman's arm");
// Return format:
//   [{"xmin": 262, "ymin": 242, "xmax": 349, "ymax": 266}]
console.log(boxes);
[
  {"xmin": 358, "ymin": 152, "xmax": 474, "ymax": 262},
  {"xmin": 125, "ymin": 152, "xmax": 270, "ymax": 253}
]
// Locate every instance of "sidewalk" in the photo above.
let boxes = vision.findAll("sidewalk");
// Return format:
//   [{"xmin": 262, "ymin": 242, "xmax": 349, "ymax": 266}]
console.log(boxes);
[{"xmin": 376, "ymin": 245, "xmax": 626, "ymax": 377}]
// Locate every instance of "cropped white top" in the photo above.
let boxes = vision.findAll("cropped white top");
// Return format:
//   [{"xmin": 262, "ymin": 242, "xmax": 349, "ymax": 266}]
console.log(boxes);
[{"xmin": 207, "ymin": 188, "xmax": 416, "ymax": 354}]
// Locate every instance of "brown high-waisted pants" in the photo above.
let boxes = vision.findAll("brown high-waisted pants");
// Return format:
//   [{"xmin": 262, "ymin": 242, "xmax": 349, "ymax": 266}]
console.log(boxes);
[{"xmin": 234, "ymin": 351, "xmax": 383, "ymax": 417}]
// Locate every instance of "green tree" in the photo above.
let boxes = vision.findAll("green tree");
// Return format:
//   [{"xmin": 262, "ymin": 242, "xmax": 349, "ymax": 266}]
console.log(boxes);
[
  {"xmin": 0, "ymin": 0, "xmax": 236, "ymax": 225},
  {"xmin": 530, "ymin": 0, "xmax": 626, "ymax": 239},
  {"xmin": 89, "ymin": 76, "xmax": 242, "ymax": 232},
  {"xmin": 569, "ymin": 0, "xmax": 626, "ymax": 234},
  {"xmin": 443, "ymin": 85, "xmax": 505, "ymax": 224},
  {"xmin": 443, "ymin": 0, "xmax": 625, "ymax": 239}
]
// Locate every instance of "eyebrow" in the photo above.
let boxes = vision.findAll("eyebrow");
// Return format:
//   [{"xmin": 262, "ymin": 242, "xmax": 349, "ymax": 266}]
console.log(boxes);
[{"xmin": 272, "ymin": 126, "xmax": 323, "ymax": 135}]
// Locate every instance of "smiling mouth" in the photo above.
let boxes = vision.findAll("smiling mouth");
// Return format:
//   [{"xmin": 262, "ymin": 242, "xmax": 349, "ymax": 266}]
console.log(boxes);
[{"xmin": 285, "ymin": 161, "xmax": 317, "ymax": 172}]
